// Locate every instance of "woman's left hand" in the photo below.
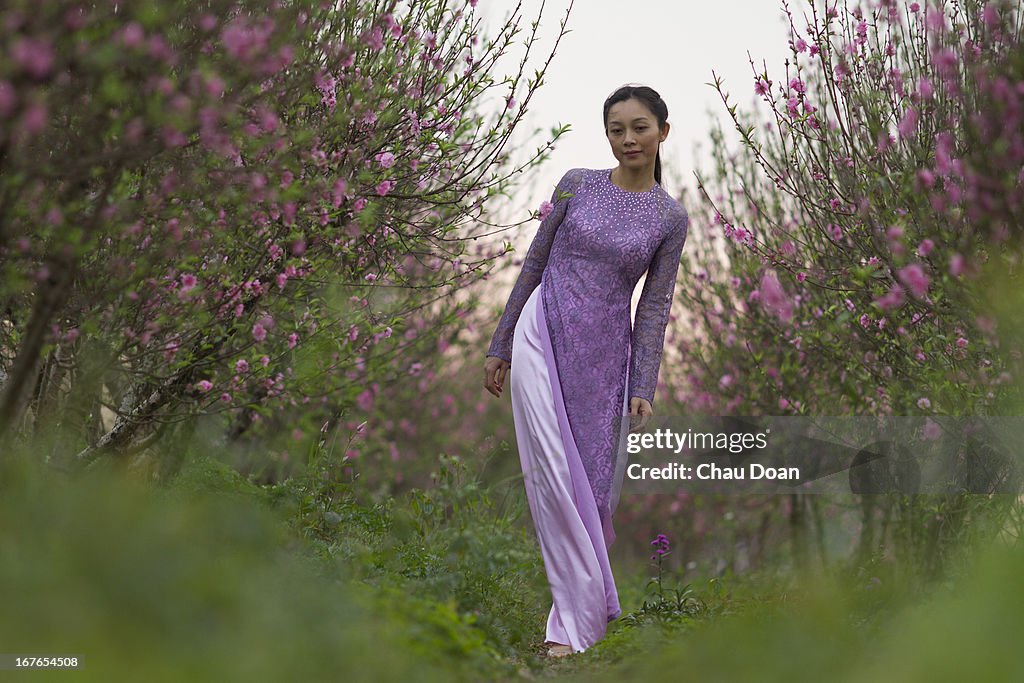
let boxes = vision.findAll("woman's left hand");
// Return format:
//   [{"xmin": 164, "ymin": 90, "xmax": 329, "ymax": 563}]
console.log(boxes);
[{"xmin": 628, "ymin": 397, "xmax": 653, "ymax": 433}]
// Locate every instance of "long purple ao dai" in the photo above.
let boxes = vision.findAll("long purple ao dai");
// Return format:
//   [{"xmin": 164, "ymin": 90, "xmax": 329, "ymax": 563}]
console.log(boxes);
[{"xmin": 489, "ymin": 168, "xmax": 689, "ymax": 653}]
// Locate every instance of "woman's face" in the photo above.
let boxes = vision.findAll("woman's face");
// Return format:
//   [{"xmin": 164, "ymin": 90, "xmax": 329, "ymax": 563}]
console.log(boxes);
[{"xmin": 605, "ymin": 98, "xmax": 668, "ymax": 173}]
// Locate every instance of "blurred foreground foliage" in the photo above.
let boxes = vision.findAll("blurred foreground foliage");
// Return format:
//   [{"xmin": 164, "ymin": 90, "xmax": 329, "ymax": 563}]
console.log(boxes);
[{"xmin": 2, "ymin": 445, "xmax": 1022, "ymax": 682}]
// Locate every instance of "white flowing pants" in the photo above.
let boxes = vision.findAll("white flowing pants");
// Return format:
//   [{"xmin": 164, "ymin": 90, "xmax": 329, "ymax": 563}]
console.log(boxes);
[{"xmin": 509, "ymin": 283, "xmax": 623, "ymax": 653}]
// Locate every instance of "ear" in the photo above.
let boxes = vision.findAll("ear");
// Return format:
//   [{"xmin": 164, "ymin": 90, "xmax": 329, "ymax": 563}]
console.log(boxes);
[{"xmin": 659, "ymin": 121, "xmax": 670, "ymax": 142}]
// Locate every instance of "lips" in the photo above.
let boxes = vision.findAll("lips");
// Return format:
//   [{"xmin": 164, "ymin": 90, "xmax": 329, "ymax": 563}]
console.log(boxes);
[{"xmin": 624, "ymin": 151, "xmax": 641, "ymax": 157}]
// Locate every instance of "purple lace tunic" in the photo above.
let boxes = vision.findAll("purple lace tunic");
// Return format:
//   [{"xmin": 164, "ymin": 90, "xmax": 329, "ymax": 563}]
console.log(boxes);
[{"xmin": 487, "ymin": 167, "xmax": 689, "ymax": 526}]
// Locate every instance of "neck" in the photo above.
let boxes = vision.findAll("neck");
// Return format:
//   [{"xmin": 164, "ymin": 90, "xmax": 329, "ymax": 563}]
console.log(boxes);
[{"xmin": 612, "ymin": 165, "xmax": 656, "ymax": 192}]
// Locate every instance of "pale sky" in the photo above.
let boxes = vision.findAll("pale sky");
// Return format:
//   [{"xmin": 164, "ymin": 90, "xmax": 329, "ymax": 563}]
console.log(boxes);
[{"xmin": 474, "ymin": 0, "xmax": 800, "ymax": 216}]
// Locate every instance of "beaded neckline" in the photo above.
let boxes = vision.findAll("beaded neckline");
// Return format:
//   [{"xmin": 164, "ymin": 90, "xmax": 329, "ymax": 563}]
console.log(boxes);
[{"xmin": 605, "ymin": 168, "xmax": 659, "ymax": 195}]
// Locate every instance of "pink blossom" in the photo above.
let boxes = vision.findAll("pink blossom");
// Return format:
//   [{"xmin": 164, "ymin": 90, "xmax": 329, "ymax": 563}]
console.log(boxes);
[
  {"xmin": 0, "ymin": 80, "xmax": 15, "ymax": 118},
  {"xmin": 357, "ymin": 389, "xmax": 374, "ymax": 411},
  {"xmin": 897, "ymin": 263, "xmax": 930, "ymax": 299},
  {"xmin": 180, "ymin": 273, "xmax": 198, "ymax": 291},
  {"xmin": 376, "ymin": 151, "xmax": 396, "ymax": 168},
  {"xmin": 917, "ymin": 397, "xmax": 931, "ymax": 410},
  {"xmin": 197, "ymin": 380, "xmax": 213, "ymax": 392},
  {"xmin": 809, "ymin": 44, "xmax": 820, "ymax": 57},
  {"xmin": 252, "ymin": 323, "xmax": 267, "ymax": 342},
  {"xmin": 199, "ymin": 14, "xmax": 218, "ymax": 32},
  {"xmin": 874, "ymin": 284, "xmax": 905, "ymax": 310},
  {"xmin": 538, "ymin": 200, "xmax": 554, "ymax": 219},
  {"xmin": 956, "ymin": 337, "xmax": 968, "ymax": 348},
  {"xmin": 758, "ymin": 270, "xmax": 794, "ymax": 323},
  {"xmin": 795, "ymin": 38, "xmax": 807, "ymax": 53},
  {"xmin": 376, "ymin": 180, "xmax": 395, "ymax": 196},
  {"xmin": 12, "ymin": 37, "xmax": 54, "ymax": 79},
  {"xmin": 917, "ymin": 239, "xmax": 935, "ymax": 257},
  {"xmin": 789, "ymin": 78, "xmax": 805, "ymax": 94},
  {"xmin": 362, "ymin": 26, "xmax": 384, "ymax": 51},
  {"xmin": 235, "ymin": 359, "xmax": 250, "ymax": 373},
  {"xmin": 754, "ymin": 77, "xmax": 771, "ymax": 96},
  {"xmin": 982, "ymin": 3, "xmax": 1001, "ymax": 28},
  {"xmin": 897, "ymin": 106, "xmax": 918, "ymax": 139},
  {"xmin": 918, "ymin": 77, "xmax": 934, "ymax": 99},
  {"xmin": 949, "ymin": 253, "xmax": 965, "ymax": 276},
  {"xmin": 910, "ymin": 2, "xmax": 920, "ymax": 12},
  {"xmin": 120, "ymin": 22, "xmax": 145, "ymax": 48},
  {"xmin": 220, "ymin": 17, "xmax": 272, "ymax": 62},
  {"xmin": 20, "ymin": 102, "xmax": 47, "ymax": 136}
]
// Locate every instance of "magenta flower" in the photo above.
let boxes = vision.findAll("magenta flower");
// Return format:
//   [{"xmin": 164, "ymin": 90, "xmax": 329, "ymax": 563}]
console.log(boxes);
[
  {"xmin": 538, "ymin": 200, "xmax": 554, "ymax": 219},
  {"xmin": 376, "ymin": 180, "xmax": 395, "ymax": 196},
  {"xmin": 235, "ymin": 359, "xmax": 250, "ymax": 373},
  {"xmin": 917, "ymin": 239, "xmax": 935, "ymax": 257},
  {"xmin": 758, "ymin": 270, "xmax": 794, "ymax": 323},
  {"xmin": 795, "ymin": 38, "xmax": 807, "ymax": 53},
  {"xmin": 376, "ymin": 151, "xmax": 396, "ymax": 168},
  {"xmin": 789, "ymin": 78, "xmax": 805, "ymax": 94},
  {"xmin": 12, "ymin": 37, "xmax": 54, "ymax": 79},
  {"xmin": 252, "ymin": 323, "xmax": 267, "ymax": 342},
  {"xmin": 897, "ymin": 263, "xmax": 930, "ymax": 299},
  {"xmin": 754, "ymin": 77, "xmax": 770, "ymax": 96},
  {"xmin": 918, "ymin": 77, "xmax": 934, "ymax": 99},
  {"xmin": 897, "ymin": 106, "xmax": 918, "ymax": 139},
  {"xmin": 362, "ymin": 26, "xmax": 384, "ymax": 51},
  {"xmin": 949, "ymin": 253, "xmax": 965, "ymax": 276},
  {"xmin": 874, "ymin": 284, "xmax": 905, "ymax": 311},
  {"xmin": 917, "ymin": 397, "xmax": 931, "ymax": 410},
  {"xmin": 196, "ymin": 380, "xmax": 213, "ymax": 392},
  {"xmin": 180, "ymin": 273, "xmax": 198, "ymax": 292}
]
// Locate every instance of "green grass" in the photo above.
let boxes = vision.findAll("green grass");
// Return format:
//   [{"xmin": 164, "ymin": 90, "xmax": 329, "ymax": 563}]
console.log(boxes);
[{"xmin": 1, "ymin": 448, "xmax": 1021, "ymax": 682}]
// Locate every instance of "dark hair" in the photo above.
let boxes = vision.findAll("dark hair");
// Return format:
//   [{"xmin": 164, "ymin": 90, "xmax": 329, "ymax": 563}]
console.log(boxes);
[{"xmin": 602, "ymin": 85, "xmax": 669, "ymax": 185}]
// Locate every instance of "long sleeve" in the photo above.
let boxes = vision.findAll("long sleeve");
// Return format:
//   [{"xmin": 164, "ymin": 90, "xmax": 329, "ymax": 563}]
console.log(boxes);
[
  {"xmin": 628, "ymin": 209, "xmax": 689, "ymax": 405},
  {"xmin": 486, "ymin": 169, "xmax": 582, "ymax": 364}
]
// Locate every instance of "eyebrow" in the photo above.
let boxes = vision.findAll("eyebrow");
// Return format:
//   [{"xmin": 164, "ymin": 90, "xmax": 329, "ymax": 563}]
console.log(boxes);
[{"xmin": 607, "ymin": 117, "xmax": 651, "ymax": 125}]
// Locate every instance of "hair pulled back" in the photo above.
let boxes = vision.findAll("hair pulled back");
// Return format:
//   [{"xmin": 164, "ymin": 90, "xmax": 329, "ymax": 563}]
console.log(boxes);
[{"xmin": 602, "ymin": 85, "xmax": 669, "ymax": 185}]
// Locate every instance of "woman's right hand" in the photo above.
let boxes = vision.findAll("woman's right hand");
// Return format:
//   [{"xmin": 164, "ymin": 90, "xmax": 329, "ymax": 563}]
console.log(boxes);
[{"xmin": 484, "ymin": 356, "xmax": 510, "ymax": 398}]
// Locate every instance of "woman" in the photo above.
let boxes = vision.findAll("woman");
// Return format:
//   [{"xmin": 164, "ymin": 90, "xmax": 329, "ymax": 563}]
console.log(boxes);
[{"xmin": 483, "ymin": 85, "xmax": 689, "ymax": 657}]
